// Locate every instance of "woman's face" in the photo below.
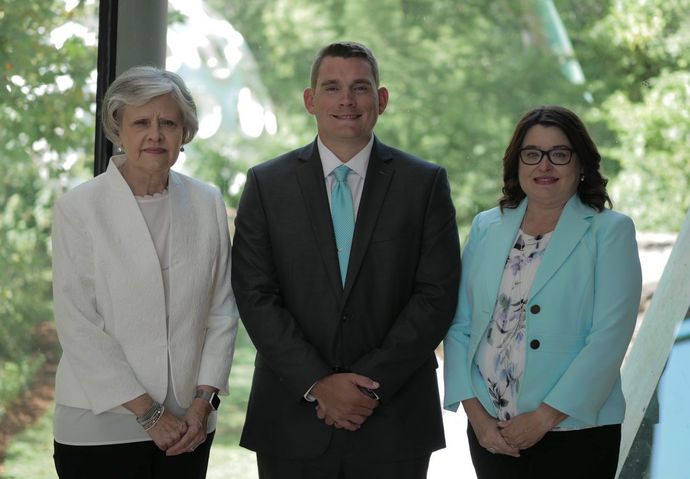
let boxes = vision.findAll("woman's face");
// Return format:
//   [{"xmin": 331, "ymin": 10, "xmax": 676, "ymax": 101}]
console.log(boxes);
[
  {"xmin": 117, "ymin": 93, "xmax": 184, "ymax": 176},
  {"xmin": 518, "ymin": 124, "xmax": 581, "ymax": 209}
]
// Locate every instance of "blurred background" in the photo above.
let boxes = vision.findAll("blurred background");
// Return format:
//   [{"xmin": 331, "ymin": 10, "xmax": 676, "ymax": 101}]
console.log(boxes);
[{"xmin": 1, "ymin": 0, "xmax": 688, "ymax": 477}]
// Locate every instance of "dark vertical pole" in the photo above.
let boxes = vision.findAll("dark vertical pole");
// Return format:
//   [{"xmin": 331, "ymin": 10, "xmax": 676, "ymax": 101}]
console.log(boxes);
[{"xmin": 94, "ymin": 0, "xmax": 118, "ymax": 177}]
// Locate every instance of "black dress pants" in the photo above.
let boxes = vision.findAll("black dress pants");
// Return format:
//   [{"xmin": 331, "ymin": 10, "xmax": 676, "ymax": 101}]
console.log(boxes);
[
  {"xmin": 467, "ymin": 423, "xmax": 621, "ymax": 479},
  {"xmin": 53, "ymin": 431, "xmax": 214, "ymax": 479},
  {"xmin": 256, "ymin": 429, "xmax": 431, "ymax": 479}
]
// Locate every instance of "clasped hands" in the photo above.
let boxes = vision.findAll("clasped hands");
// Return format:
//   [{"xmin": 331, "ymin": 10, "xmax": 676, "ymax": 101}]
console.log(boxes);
[
  {"xmin": 311, "ymin": 373, "xmax": 380, "ymax": 431},
  {"xmin": 151, "ymin": 398, "xmax": 211, "ymax": 456},
  {"xmin": 466, "ymin": 399, "xmax": 566, "ymax": 458}
]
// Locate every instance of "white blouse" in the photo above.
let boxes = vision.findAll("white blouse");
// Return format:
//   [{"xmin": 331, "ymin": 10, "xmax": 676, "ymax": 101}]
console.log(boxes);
[{"xmin": 475, "ymin": 229, "xmax": 551, "ymax": 422}]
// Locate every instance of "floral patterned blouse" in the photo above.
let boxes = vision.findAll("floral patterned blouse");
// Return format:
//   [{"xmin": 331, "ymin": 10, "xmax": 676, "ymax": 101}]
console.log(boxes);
[{"xmin": 475, "ymin": 229, "xmax": 552, "ymax": 421}]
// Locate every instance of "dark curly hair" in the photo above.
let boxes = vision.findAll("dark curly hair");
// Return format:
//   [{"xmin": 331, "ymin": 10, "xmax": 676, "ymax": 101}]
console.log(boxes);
[{"xmin": 498, "ymin": 105, "xmax": 612, "ymax": 212}]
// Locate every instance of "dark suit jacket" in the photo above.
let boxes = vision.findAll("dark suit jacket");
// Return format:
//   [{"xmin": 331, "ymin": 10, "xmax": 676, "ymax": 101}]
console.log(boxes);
[{"xmin": 231, "ymin": 137, "xmax": 461, "ymax": 460}]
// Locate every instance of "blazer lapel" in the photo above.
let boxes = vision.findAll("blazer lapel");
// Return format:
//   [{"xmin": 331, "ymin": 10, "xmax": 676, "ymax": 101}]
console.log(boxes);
[
  {"xmin": 343, "ymin": 139, "xmax": 394, "ymax": 300},
  {"xmin": 295, "ymin": 142, "xmax": 344, "ymax": 299},
  {"xmin": 528, "ymin": 195, "xmax": 594, "ymax": 298},
  {"xmin": 482, "ymin": 202, "xmax": 525, "ymax": 308},
  {"xmin": 168, "ymin": 170, "xmax": 193, "ymax": 263},
  {"xmin": 167, "ymin": 170, "xmax": 195, "ymax": 318},
  {"xmin": 104, "ymin": 158, "xmax": 161, "ymax": 268},
  {"xmin": 103, "ymin": 157, "xmax": 166, "ymax": 312}
]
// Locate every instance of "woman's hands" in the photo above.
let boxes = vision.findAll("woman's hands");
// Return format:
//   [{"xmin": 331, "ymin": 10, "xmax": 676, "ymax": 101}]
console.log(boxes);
[
  {"xmin": 463, "ymin": 398, "xmax": 520, "ymax": 457},
  {"xmin": 124, "ymin": 394, "xmax": 187, "ymax": 451},
  {"xmin": 463, "ymin": 399, "xmax": 567, "ymax": 455},
  {"xmin": 497, "ymin": 403, "xmax": 567, "ymax": 451},
  {"xmin": 147, "ymin": 409, "xmax": 188, "ymax": 451},
  {"xmin": 123, "ymin": 390, "xmax": 215, "ymax": 455},
  {"xmin": 164, "ymin": 396, "xmax": 212, "ymax": 456}
]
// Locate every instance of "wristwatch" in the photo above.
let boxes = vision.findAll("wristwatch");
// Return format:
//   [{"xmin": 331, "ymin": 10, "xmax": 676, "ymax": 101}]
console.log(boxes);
[{"xmin": 194, "ymin": 389, "xmax": 220, "ymax": 410}]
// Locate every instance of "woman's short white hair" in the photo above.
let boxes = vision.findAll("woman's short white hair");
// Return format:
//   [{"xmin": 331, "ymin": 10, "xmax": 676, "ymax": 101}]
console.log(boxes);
[{"xmin": 101, "ymin": 65, "xmax": 199, "ymax": 145}]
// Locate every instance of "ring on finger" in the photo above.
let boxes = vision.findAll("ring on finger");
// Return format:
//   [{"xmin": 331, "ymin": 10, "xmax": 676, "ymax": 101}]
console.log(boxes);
[{"xmin": 487, "ymin": 447, "xmax": 496, "ymax": 454}]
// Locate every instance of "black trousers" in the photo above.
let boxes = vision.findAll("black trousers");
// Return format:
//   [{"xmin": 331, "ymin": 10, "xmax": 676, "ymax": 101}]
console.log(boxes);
[
  {"xmin": 467, "ymin": 423, "xmax": 621, "ymax": 479},
  {"xmin": 256, "ymin": 430, "xmax": 431, "ymax": 479},
  {"xmin": 53, "ymin": 431, "xmax": 214, "ymax": 479}
]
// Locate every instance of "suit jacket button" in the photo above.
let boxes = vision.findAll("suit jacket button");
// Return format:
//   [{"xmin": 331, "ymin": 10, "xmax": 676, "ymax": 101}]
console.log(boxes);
[
  {"xmin": 530, "ymin": 304, "xmax": 541, "ymax": 314},
  {"xmin": 530, "ymin": 339, "xmax": 540, "ymax": 350},
  {"xmin": 341, "ymin": 315, "xmax": 349, "ymax": 322}
]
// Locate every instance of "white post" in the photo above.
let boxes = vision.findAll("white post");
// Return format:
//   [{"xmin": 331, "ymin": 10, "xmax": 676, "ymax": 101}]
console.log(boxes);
[{"xmin": 617, "ymin": 209, "xmax": 690, "ymax": 477}]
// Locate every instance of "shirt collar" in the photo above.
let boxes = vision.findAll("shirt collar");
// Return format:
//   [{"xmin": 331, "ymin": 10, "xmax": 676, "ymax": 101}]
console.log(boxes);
[{"xmin": 318, "ymin": 136, "xmax": 373, "ymax": 179}]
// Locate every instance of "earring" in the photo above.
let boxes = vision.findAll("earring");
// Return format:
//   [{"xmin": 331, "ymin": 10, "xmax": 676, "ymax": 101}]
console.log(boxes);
[
  {"xmin": 180, "ymin": 146, "xmax": 185, "ymax": 152},
  {"xmin": 580, "ymin": 174, "xmax": 585, "ymax": 182}
]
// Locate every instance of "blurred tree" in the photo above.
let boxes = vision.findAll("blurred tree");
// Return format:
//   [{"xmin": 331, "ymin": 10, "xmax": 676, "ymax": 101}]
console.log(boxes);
[
  {"xmin": 0, "ymin": 0, "xmax": 96, "ymax": 413},
  {"xmin": 0, "ymin": 0, "xmax": 688, "ymax": 472},
  {"xmin": 1, "ymin": 0, "xmax": 687, "ymax": 417},
  {"xmin": 207, "ymin": 0, "xmax": 594, "ymax": 230},
  {"xmin": 208, "ymin": 0, "xmax": 689, "ymax": 234},
  {"xmin": 601, "ymin": 72, "xmax": 690, "ymax": 232},
  {"xmin": 578, "ymin": 0, "xmax": 690, "ymax": 231}
]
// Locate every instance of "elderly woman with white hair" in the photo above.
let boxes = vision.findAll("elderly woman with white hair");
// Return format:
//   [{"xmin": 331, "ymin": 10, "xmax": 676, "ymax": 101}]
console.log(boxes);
[{"xmin": 51, "ymin": 66, "xmax": 238, "ymax": 479}]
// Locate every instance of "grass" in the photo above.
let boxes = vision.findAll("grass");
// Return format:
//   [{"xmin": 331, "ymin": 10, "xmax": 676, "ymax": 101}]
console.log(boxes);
[
  {"xmin": 2, "ymin": 324, "xmax": 259, "ymax": 479},
  {"xmin": 2, "ymin": 408, "xmax": 55, "ymax": 479}
]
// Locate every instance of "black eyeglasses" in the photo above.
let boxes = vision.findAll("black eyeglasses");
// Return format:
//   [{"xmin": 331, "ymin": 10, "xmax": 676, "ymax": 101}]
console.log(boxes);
[{"xmin": 519, "ymin": 147, "xmax": 574, "ymax": 165}]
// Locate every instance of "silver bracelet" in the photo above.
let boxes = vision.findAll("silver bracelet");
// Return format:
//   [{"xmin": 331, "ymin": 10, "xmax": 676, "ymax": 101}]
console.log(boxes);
[
  {"xmin": 136, "ymin": 401, "xmax": 164, "ymax": 431},
  {"xmin": 142, "ymin": 404, "xmax": 165, "ymax": 431}
]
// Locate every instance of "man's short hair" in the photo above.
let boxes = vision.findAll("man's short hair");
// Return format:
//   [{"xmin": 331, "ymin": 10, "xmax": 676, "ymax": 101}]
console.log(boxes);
[{"xmin": 310, "ymin": 41, "xmax": 380, "ymax": 89}]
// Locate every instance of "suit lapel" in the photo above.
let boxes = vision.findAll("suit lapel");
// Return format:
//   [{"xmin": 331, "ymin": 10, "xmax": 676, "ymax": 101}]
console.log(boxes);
[
  {"xmin": 528, "ymin": 195, "xmax": 593, "ymax": 298},
  {"xmin": 343, "ymin": 139, "xmax": 394, "ymax": 300},
  {"xmin": 482, "ymin": 202, "xmax": 525, "ymax": 308},
  {"xmin": 295, "ymin": 142, "xmax": 344, "ymax": 299}
]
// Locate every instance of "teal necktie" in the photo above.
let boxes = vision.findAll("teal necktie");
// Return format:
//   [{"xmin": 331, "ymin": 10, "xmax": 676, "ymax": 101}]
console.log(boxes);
[{"xmin": 331, "ymin": 165, "xmax": 355, "ymax": 286}]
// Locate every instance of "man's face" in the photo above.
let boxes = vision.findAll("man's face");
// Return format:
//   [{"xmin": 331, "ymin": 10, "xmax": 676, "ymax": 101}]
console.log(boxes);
[{"xmin": 304, "ymin": 56, "xmax": 388, "ymax": 155}]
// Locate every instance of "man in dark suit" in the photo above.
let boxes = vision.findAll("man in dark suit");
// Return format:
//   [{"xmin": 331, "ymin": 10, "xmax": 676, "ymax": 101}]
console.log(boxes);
[{"xmin": 231, "ymin": 41, "xmax": 461, "ymax": 479}]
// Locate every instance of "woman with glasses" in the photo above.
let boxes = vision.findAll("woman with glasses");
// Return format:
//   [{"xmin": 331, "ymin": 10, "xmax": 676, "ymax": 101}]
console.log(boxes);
[{"xmin": 443, "ymin": 105, "xmax": 642, "ymax": 478}]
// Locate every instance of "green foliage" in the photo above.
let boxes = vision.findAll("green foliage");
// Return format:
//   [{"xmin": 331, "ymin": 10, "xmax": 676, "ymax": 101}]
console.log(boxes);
[
  {"xmin": 2, "ymin": 0, "xmax": 690, "ymax": 466},
  {"xmin": 0, "ymin": 356, "xmax": 45, "ymax": 418},
  {"xmin": 184, "ymin": 131, "xmax": 292, "ymax": 210},
  {"xmin": 0, "ymin": 0, "xmax": 96, "ymax": 411},
  {"xmin": 577, "ymin": 0, "xmax": 690, "ymax": 231},
  {"xmin": 602, "ymin": 71, "xmax": 690, "ymax": 231},
  {"xmin": 207, "ymin": 0, "xmax": 600, "ymax": 231},
  {"xmin": 206, "ymin": 0, "xmax": 689, "ymax": 234},
  {"xmin": 2, "ymin": 404, "xmax": 55, "ymax": 479}
]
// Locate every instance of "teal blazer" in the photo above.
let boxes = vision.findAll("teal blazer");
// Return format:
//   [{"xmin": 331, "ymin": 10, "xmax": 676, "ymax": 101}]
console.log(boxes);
[{"xmin": 443, "ymin": 195, "xmax": 642, "ymax": 428}]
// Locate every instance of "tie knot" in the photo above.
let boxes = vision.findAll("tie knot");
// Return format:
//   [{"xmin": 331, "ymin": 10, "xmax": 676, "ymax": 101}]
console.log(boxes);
[{"xmin": 333, "ymin": 165, "xmax": 351, "ymax": 182}]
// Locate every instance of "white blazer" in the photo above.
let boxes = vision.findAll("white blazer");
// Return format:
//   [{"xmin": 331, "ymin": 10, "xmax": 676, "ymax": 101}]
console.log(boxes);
[{"xmin": 52, "ymin": 156, "xmax": 239, "ymax": 414}]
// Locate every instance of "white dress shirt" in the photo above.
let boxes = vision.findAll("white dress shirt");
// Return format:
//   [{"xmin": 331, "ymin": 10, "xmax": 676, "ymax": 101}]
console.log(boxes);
[
  {"xmin": 304, "ymin": 136, "xmax": 376, "ymax": 401},
  {"xmin": 318, "ymin": 135, "xmax": 374, "ymax": 216}
]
